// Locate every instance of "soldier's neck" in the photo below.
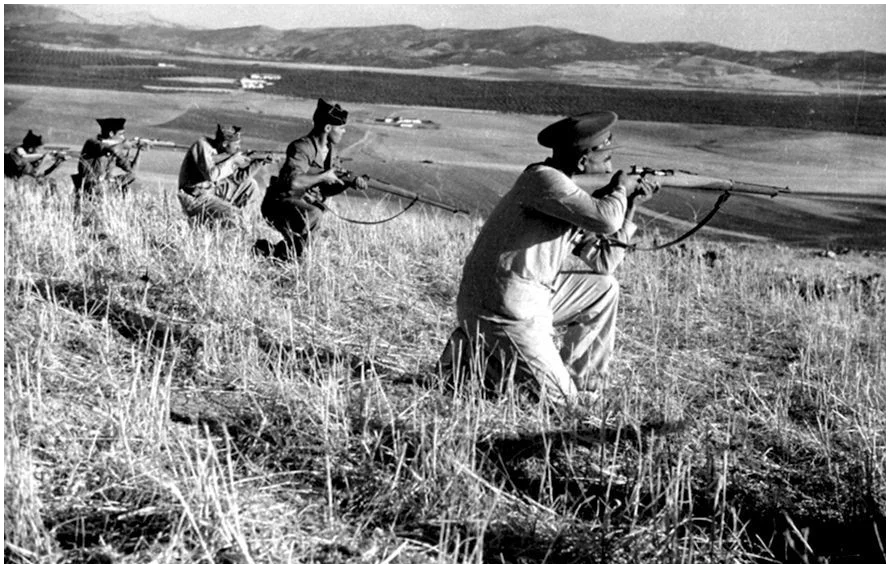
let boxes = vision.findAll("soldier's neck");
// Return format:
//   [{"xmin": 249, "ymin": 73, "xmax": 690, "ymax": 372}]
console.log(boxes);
[{"xmin": 543, "ymin": 156, "xmax": 576, "ymax": 178}]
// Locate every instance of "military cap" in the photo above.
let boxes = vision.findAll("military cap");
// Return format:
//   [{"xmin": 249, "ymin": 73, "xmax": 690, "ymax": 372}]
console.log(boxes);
[
  {"xmin": 312, "ymin": 98, "xmax": 348, "ymax": 126},
  {"xmin": 96, "ymin": 117, "xmax": 127, "ymax": 134},
  {"xmin": 537, "ymin": 111, "xmax": 618, "ymax": 152},
  {"xmin": 22, "ymin": 130, "xmax": 43, "ymax": 148},
  {"xmin": 214, "ymin": 124, "xmax": 242, "ymax": 143}
]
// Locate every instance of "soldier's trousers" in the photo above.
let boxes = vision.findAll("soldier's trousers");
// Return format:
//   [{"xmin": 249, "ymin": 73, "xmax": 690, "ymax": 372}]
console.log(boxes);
[
  {"xmin": 178, "ymin": 167, "xmax": 258, "ymax": 227},
  {"xmin": 73, "ymin": 172, "xmax": 137, "ymax": 221},
  {"xmin": 440, "ymin": 273, "xmax": 620, "ymax": 406},
  {"xmin": 260, "ymin": 195, "xmax": 326, "ymax": 258}
]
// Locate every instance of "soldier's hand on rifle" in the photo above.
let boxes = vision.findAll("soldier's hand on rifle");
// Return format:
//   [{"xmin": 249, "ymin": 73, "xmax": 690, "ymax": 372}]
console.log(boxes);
[
  {"xmin": 352, "ymin": 174, "xmax": 369, "ymax": 191},
  {"xmin": 232, "ymin": 151, "xmax": 252, "ymax": 168},
  {"xmin": 629, "ymin": 176, "xmax": 660, "ymax": 204},
  {"xmin": 250, "ymin": 153, "xmax": 275, "ymax": 166},
  {"xmin": 319, "ymin": 168, "xmax": 345, "ymax": 186}
]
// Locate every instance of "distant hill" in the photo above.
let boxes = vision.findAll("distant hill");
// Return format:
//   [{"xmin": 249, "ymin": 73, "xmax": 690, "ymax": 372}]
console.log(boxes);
[
  {"xmin": 4, "ymin": 4, "xmax": 89, "ymax": 26},
  {"xmin": 4, "ymin": 5, "xmax": 884, "ymax": 89}
]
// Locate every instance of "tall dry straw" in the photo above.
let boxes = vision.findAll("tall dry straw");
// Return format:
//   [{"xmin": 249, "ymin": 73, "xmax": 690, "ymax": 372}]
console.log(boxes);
[{"xmin": 4, "ymin": 176, "xmax": 885, "ymax": 562}]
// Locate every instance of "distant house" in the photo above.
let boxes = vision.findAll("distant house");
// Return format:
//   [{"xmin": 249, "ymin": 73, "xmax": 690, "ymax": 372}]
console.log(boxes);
[
  {"xmin": 239, "ymin": 77, "xmax": 266, "ymax": 90},
  {"xmin": 250, "ymin": 73, "xmax": 282, "ymax": 81},
  {"xmin": 381, "ymin": 116, "xmax": 423, "ymax": 126}
]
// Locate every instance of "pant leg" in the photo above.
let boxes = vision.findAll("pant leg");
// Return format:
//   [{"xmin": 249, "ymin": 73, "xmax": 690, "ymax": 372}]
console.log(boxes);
[
  {"xmin": 262, "ymin": 196, "xmax": 324, "ymax": 258},
  {"xmin": 216, "ymin": 167, "xmax": 258, "ymax": 209},
  {"xmin": 76, "ymin": 180, "xmax": 105, "ymax": 226},
  {"xmin": 441, "ymin": 312, "xmax": 578, "ymax": 405},
  {"xmin": 178, "ymin": 187, "xmax": 241, "ymax": 227},
  {"xmin": 550, "ymin": 273, "xmax": 620, "ymax": 388},
  {"xmin": 114, "ymin": 172, "xmax": 137, "ymax": 196},
  {"xmin": 494, "ymin": 316, "xmax": 578, "ymax": 404}
]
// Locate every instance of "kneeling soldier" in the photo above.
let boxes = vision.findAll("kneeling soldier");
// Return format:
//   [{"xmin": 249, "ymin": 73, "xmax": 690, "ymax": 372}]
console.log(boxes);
[
  {"xmin": 440, "ymin": 111, "xmax": 659, "ymax": 408},
  {"xmin": 258, "ymin": 98, "xmax": 368, "ymax": 260},
  {"xmin": 73, "ymin": 117, "xmax": 147, "ymax": 214},
  {"xmin": 178, "ymin": 124, "xmax": 270, "ymax": 227},
  {"xmin": 4, "ymin": 130, "xmax": 67, "ymax": 180}
]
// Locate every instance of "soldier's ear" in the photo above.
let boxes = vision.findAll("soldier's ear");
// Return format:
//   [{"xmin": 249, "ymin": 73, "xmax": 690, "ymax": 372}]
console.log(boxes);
[{"xmin": 577, "ymin": 153, "xmax": 589, "ymax": 171}]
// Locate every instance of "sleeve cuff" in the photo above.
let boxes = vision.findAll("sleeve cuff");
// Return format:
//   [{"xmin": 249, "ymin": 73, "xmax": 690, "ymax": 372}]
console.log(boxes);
[{"xmin": 622, "ymin": 219, "xmax": 638, "ymax": 240}]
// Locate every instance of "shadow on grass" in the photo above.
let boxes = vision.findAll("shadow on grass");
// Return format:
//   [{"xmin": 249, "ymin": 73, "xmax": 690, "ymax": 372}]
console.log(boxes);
[
  {"xmin": 252, "ymin": 326, "xmax": 404, "ymax": 380},
  {"xmin": 47, "ymin": 506, "xmax": 176, "ymax": 563},
  {"xmin": 25, "ymin": 278, "xmax": 197, "ymax": 348}
]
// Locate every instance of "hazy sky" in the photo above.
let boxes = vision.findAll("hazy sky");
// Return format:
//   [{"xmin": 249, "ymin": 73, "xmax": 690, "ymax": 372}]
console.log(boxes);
[{"xmin": 62, "ymin": 3, "xmax": 886, "ymax": 53}]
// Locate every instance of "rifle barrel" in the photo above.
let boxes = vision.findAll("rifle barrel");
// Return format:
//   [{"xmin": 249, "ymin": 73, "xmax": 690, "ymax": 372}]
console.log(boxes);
[
  {"xmin": 366, "ymin": 178, "xmax": 469, "ymax": 214},
  {"xmin": 577, "ymin": 167, "xmax": 791, "ymax": 197},
  {"xmin": 660, "ymin": 171, "xmax": 790, "ymax": 196}
]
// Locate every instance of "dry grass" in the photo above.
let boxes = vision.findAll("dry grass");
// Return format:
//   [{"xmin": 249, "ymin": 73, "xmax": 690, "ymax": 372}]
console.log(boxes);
[{"xmin": 4, "ymin": 176, "xmax": 885, "ymax": 563}]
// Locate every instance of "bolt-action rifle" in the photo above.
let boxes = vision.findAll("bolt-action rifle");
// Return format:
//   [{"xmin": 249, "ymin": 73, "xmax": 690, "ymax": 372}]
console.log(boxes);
[
  {"xmin": 40, "ymin": 145, "xmax": 72, "ymax": 156},
  {"xmin": 335, "ymin": 168, "xmax": 469, "ymax": 215},
  {"xmin": 580, "ymin": 165, "xmax": 792, "ymax": 251},
  {"xmin": 586, "ymin": 165, "xmax": 791, "ymax": 198}
]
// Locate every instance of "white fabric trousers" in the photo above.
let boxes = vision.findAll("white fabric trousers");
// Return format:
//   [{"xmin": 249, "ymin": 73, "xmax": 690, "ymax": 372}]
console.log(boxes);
[{"xmin": 443, "ymin": 273, "xmax": 620, "ymax": 405}]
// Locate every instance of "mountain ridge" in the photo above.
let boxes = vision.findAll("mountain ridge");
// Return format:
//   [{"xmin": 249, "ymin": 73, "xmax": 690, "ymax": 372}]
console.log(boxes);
[{"xmin": 4, "ymin": 5, "xmax": 884, "ymax": 88}]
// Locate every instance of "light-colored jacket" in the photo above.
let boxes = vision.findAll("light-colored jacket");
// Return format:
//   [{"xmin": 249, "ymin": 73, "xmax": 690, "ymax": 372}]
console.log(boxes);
[
  {"xmin": 178, "ymin": 137, "xmax": 238, "ymax": 190},
  {"xmin": 457, "ymin": 162, "xmax": 636, "ymax": 322}
]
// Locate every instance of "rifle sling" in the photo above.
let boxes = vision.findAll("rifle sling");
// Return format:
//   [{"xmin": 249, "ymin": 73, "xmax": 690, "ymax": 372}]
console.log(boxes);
[
  {"xmin": 562, "ymin": 191, "xmax": 732, "ymax": 275},
  {"xmin": 324, "ymin": 194, "xmax": 421, "ymax": 225},
  {"xmin": 622, "ymin": 190, "xmax": 732, "ymax": 252}
]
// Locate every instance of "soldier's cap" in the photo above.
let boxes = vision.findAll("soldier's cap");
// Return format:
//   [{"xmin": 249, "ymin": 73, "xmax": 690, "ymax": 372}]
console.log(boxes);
[
  {"xmin": 215, "ymin": 124, "xmax": 242, "ymax": 143},
  {"xmin": 22, "ymin": 130, "xmax": 43, "ymax": 148},
  {"xmin": 537, "ymin": 111, "xmax": 618, "ymax": 152},
  {"xmin": 313, "ymin": 98, "xmax": 348, "ymax": 126},
  {"xmin": 96, "ymin": 117, "xmax": 127, "ymax": 134}
]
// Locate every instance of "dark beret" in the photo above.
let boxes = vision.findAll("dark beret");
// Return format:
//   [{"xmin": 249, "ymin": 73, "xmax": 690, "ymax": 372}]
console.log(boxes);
[
  {"xmin": 22, "ymin": 130, "xmax": 43, "ymax": 148},
  {"xmin": 96, "ymin": 117, "xmax": 127, "ymax": 133},
  {"xmin": 537, "ymin": 111, "xmax": 618, "ymax": 151},
  {"xmin": 313, "ymin": 98, "xmax": 348, "ymax": 126}
]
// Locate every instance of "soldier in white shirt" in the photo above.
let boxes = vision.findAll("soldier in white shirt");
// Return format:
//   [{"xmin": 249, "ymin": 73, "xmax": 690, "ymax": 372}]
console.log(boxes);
[
  {"xmin": 440, "ymin": 111, "xmax": 659, "ymax": 407},
  {"xmin": 178, "ymin": 124, "xmax": 270, "ymax": 227}
]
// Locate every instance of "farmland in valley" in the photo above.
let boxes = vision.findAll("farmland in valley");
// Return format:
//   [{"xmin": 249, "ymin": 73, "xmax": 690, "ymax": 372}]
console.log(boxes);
[{"xmin": 5, "ymin": 46, "xmax": 885, "ymax": 135}]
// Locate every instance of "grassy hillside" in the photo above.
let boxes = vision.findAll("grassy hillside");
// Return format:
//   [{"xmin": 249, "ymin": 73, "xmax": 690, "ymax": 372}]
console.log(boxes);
[{"xmin": 4, "ymin": 177, "xmax": 886, "ymax": 563}]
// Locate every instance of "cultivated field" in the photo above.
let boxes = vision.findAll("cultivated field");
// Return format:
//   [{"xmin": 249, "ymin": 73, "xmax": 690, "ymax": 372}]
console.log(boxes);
[
  {"xmin": 4, "ymin": 84, "xmax": 886, "ymax": 248},
  {"xmin": 3, "ymin": 81, "xmax": 886, "ymax": 563},
  {"xmin": 5, "ymin": 46, "xmax": 885, "ymax": 136}
]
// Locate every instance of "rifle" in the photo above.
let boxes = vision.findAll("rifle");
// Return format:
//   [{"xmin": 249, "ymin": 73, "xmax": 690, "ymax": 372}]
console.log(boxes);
[
  {"xmin": 127, "ymin": 137, "xmax": 181, "ymax": 150},
  {"xmin": 335, "ymin": 168, "xmax": 469, "ymax": 215},
  {"xmin": 585, "ymin": 165, "xmax": 791, "ymax": 197},
  {"xmin": 580, "ymin": 165, "xmax": 791, "ymax": 251},
  {"xmin": 41, "ymin": 145, "xmax": 72, "ymax": 155},
  {"xmin": 129, "ymin": 138, "xmax": 288, "ymax": 156}
]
